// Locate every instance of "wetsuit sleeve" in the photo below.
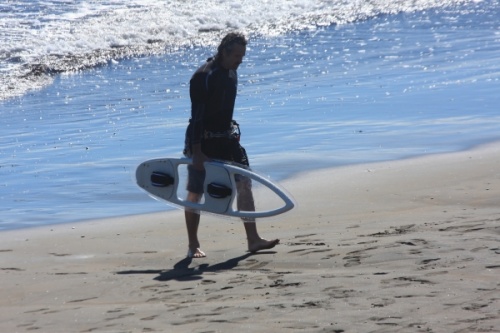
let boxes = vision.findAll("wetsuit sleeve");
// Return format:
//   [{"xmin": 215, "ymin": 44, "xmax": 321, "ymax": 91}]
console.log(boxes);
[{"xmin": 189, "ymin": 72, "xmax": 208, "ymax": 145}]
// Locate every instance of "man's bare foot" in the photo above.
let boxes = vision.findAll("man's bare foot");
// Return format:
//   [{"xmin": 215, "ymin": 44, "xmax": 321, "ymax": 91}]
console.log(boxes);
[
  {"xmin": 187, "ymin": 248, "xmax": 206, "ymax": 258},
  {"xmin": 248, "ymin": 238, "xmax": 280, "ymax": 253}
]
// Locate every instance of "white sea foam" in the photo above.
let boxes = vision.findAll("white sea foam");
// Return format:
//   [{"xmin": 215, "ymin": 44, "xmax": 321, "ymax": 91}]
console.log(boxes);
[{"xmin": 0, "ymin": 0, "xmax": 473, "ymax": 100}]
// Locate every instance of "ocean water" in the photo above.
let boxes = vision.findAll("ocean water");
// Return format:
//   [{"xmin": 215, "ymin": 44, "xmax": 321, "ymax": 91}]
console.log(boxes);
[{"xmin": 1, "ymin": 0, "xmax": 499, "ymax": 230}]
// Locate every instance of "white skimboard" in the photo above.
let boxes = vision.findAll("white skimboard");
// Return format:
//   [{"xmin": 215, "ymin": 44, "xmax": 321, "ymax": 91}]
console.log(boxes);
[{"xmin": 135, "ymin": 158, "xmax": 295, "ymax": 218}]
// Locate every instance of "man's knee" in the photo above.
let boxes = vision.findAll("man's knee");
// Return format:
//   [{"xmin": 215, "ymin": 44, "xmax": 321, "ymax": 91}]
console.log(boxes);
[
  {"xmin": 236, "ymin": 176, "xmax": 252, "ymax": 193},
  {"xmin": 187, "ymin": 191, "xmax": 202, "ymax": 203}
]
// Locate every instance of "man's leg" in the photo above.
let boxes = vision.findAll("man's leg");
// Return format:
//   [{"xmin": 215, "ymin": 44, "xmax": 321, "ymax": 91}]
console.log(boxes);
[
  {"xmin": 185, "ymin": 192, "xmax": 205, "ymax": 258},
  {"xmin": 236, "ymin": 178, "xmax": 280, "ymax": 253}
]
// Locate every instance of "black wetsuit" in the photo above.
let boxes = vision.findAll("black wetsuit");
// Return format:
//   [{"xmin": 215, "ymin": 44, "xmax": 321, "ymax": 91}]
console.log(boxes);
[
  {"xmin": 184, "ymin": 58, "xmax": 249, "ymax": 193},
  {"xmin": 189, "ymin": 58, "xmax": 236, "ymax": 146}
]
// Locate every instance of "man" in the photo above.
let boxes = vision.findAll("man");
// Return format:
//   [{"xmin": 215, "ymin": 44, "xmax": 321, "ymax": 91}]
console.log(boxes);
[{"xmin": 183, "ymin": 32, "xmax": 280, "ymax": 258}]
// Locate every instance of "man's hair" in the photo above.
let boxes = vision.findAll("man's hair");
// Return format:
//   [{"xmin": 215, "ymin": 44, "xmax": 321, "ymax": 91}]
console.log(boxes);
[{"xmin": 216, "ymin": 32, "xmax": 247, "ymax": 58}]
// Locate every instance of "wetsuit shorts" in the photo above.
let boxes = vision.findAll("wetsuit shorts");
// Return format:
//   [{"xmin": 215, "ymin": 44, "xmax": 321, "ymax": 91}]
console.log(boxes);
[{"xmin": 187, "ymin": 138, "xmax": 249, "ymax": 194}]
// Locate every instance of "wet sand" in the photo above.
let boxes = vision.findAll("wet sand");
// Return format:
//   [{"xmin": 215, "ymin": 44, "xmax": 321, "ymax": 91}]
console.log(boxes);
[{"xmin": 1, "ymin": 142, "xmax": 499, "ymax": 332}]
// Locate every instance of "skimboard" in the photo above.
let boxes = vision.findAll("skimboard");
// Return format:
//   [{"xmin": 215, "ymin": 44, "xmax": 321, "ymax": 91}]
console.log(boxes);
[{"xmin": 135, "ymin": 158, "xmax": 295, "ymax": 218}]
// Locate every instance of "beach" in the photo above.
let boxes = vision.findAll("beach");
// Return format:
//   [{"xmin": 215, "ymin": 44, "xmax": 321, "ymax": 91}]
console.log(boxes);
[
  {"xmin": 1, "ymin": 0, "xmax": 500, "ymax": 331},
  {"xmin": 1, "ymin": 142, "xmax": 498, "ymax": 333}
]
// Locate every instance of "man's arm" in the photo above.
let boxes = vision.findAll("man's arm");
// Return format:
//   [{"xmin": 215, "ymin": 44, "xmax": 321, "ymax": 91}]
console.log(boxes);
[{"xmin": 189, "ymin": 73, "xmax": 209, "ymax": 170}]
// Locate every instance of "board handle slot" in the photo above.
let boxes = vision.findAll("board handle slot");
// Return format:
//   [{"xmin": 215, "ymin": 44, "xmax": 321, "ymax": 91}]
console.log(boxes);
[
  {"xmin": 151, "ymin": 172, "xmax": 174, "ymax": 187},
  {"xmin": 207, "ymin": 183, "xmax": 232, "ymax": 199}
]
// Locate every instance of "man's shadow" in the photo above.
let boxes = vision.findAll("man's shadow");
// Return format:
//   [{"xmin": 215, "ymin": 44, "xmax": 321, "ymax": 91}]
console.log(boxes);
[{"xmin": 116, "ymin": 252, "xmax": 271, "ymax": 281}]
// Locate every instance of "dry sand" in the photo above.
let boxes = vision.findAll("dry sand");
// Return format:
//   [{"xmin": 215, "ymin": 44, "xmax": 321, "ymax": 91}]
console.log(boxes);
[{"xmin": 1, "ymin": 142, "xmax": 499, "ymax": 333}]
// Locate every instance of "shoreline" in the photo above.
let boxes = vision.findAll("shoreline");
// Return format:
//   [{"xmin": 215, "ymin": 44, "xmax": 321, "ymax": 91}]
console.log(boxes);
[
  {"xmin": 1, "ymin": 139, "xmax": 498, "ymax": 233},
  {"xmin": 1, "ymin": 142, "xmax": 499, "ymax": 332}
]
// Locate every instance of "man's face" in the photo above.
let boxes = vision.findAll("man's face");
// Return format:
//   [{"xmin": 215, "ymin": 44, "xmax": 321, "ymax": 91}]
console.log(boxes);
[{"xmin": 221, "ymin": 44, "xmax": 246, "ymax": 70}]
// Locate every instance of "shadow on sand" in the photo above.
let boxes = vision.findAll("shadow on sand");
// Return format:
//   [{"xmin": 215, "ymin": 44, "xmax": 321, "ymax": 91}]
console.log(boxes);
[{"xmin": 115, "ymin": 251, "xmax": 275, "ymax": 281}]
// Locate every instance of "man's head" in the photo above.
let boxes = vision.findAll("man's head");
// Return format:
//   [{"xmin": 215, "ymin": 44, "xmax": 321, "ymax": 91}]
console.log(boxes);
[{"xmin": 216, "ymin": 32, "xmax": 247, "ymax": 70}]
